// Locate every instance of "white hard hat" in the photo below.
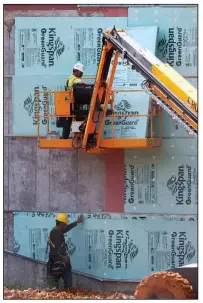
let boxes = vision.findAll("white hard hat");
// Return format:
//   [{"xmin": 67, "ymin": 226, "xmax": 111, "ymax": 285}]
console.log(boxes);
[{"xmin": 73, "ymin": 62, "xmax": 84, "ymax": 73}]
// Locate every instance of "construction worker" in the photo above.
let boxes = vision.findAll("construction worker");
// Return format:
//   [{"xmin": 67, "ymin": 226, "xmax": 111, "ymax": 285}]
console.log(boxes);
[
  {"xmin": 47, "ymin": 213, "xmax": 84, "ymax": 289},
  {"xmin": 62, "ymin": 63, "xmax": 85, "ymax": 139},
  {"xmin": 66, "ymin": 62, "xmax": 85, "ymax": 90}
]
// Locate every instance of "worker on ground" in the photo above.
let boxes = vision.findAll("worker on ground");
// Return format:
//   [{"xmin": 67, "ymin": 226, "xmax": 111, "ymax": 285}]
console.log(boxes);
[
  {"xmin": 47, "ymin": 213, "xmax": 84, "ymax": 289},
  {"xmin": 62, "ymin": 63, "xmax": 85, "ymax": 139}
]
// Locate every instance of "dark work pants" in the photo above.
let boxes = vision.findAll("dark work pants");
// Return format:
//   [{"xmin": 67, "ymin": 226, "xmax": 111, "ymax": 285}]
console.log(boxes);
[
  {"xmin": 62, "ymin": 118, "xmax": 72, "ymax": 139},
  {"xmin": 53, "ymin": 263, "xmax": 72, "ymax": 289},
  {"xmin": 63, "ymin": 262, "xmax": 72, "ymax": 288}
]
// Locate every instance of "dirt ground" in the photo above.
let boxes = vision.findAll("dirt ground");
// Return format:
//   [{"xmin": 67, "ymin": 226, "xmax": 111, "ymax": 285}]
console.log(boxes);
[{"xmin": 4, "ymin": 287, "xmax": 135, "ymax": 300}]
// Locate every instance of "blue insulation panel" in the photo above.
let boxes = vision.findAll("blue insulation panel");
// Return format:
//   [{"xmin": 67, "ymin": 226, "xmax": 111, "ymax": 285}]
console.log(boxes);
[
  {"xmin": 14, "ymin": 212, "xmax": 197, "ymax": 281},
  {"xmin": 128, "ymin": 7, "xmax": 197, "ymax": 76}
]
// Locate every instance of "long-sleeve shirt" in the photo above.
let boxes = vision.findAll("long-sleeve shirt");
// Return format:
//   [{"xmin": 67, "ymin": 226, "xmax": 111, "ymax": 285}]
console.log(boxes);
[{"xmin": 49, "ymin": 222, "xmax": 77, "ymax": 259}]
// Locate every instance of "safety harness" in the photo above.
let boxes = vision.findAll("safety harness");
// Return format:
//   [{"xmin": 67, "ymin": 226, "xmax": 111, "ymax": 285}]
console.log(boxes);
[{"xmin": 46, "ymin": 236, "xmax": 66, "ymax": 278}]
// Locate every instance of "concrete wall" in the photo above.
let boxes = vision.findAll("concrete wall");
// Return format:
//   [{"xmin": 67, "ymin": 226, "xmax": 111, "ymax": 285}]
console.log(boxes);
[
  {"xmin": 4, "ymin": 138, "xmax": 105, "ymax": 212},
  {"xmin": 4, "ymin": 251, "xmax": 47, "ymax": 289},
  {"xmin": 4, "ymin": 212, "xmax": 14, "ymax": 251},
  {"xmin": 4, "ymin": 251, "xmax": 138, "ymax": 293}
]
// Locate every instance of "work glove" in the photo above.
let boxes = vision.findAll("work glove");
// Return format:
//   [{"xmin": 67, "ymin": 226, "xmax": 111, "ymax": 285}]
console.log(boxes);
[{"xmin": 76, "ymin": 215, "xmax": 84, "ymax": 224}]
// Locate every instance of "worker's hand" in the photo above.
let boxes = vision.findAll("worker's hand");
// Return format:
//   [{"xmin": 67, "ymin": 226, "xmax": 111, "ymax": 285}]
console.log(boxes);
[{"xmin": 77, "ymin": 215, "xmax": 84, "ymax": 224}]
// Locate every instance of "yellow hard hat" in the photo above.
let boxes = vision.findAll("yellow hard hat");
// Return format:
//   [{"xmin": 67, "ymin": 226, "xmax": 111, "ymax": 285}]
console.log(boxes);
[{"xmin": 56, "ymin": 213, "xmax": 70, "ymax": 225}]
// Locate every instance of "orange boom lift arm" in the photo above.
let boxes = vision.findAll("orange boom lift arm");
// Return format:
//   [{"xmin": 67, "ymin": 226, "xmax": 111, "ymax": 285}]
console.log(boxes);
[{"xmin": 36, "ymin": 27, "xmax": 197, "ymax": 152}]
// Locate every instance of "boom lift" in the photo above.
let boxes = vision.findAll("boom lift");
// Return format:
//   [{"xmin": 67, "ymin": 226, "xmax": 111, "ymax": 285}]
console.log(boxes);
[{"xmin": 36, "ymin": 27, "xmax": 197, "ymax": 152}]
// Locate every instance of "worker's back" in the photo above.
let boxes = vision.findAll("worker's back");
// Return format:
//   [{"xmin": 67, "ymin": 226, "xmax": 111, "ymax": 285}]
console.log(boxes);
[{"xmin": 49, "ymin": 227, "xmax": 66, "ymax": 259}]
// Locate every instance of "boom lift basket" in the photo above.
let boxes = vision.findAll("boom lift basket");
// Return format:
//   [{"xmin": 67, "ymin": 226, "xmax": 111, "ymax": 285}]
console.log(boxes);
[{"xmin": 35, "ymin": 87, "xmax": 162, "ymax": 152}]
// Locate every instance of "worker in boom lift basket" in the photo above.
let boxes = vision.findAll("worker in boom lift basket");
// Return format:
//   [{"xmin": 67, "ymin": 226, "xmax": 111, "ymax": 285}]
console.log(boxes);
[
  {"xmin": 62, "ymin": 63, "xmax": 85, "ymax": 139},
  {"xmin": 47, "ymin": 213, "xmax": 84, "ymax": 289},
  {"xmin": 66, "ymin": 62, "xmax": 84, "ymax": 90}
]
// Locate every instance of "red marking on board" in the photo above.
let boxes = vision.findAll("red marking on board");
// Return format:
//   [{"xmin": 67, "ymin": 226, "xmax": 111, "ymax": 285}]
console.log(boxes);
[
  {"xmin": 105, "ymin": 149, "xmax": 125, "ymax": 212},
  {"xmin": 78, "ymin": 7, "xmax": 128, "ymax": 17}
]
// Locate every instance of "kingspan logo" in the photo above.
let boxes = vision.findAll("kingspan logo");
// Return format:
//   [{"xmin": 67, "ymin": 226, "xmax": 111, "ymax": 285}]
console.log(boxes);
[
  {"xmin": 171, "ymin": 232, "xmax": 196, "ymax": 268},
  {"xmin": 185, "ymin": 241, "xmax": 196, "ymax": 262},
  {"xmin": 105, "ymin": 100, "xmax": 139, "ymax": 127},
  {"xmin": 115, "ymin": 100, "xmax": 132, "ymax": 118},
  {"xmin": 23, "ymin": 86, "xmax": 48, "ymax": 126},
  {"xmin": 157, "ymin": 27, "xmax": 183, "ymax": 67},
  {"xmin": 125, "ymin": 164, "xmax": 135, "ymax": 204},
  {"xmin": 14, "ymin": 238, "xmax": 20, "ymax": 254},
  {"xmin": 114, "ymin": 100, "xmax": 139, "ymax": 119},
  {"xmin": 167, "ymin": 165, "xmax": 192, "ymax": 205},
  {"xmin": 66, "ymin": 238, "xmax": 76, "ymax": 257},
  {"xmin": 97, "ymin": 28, "xmax": 103, "ymax": 65},
  {"xmin": 128, "ymin": 239, "xmax": 139, "ymax": 261},
  {"xmin": 105, "ymin": 100, "xmax": 139, "ymax": 129},
  {"xmin": 41, "ymin": 28, "xmax": 65, "ymax": 68},
  {"xmin": 24, "ymin": 93, "xmax": 35, "ymax": 116},
  {"xmin": 108, "ymin": 230, "xmax": 139, "ymax": 270}
]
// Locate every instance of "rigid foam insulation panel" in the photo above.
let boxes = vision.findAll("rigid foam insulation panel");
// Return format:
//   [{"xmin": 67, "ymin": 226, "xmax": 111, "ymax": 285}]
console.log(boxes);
[
  {"xmin": 14, "ymin": 212, "xmax": 197, "ymax": 281},
  {"xmin": 14, "ymin": 17, "xmax": 127, "ymax": 76},
  {"xmin": 124, "ymin": 147, "xmax": 197, "ymax": 214},
  {"xmin": 128, "ymin": 6, "xmax": 197, "ymax": 77},
  {"xmin": 13, "ymin": 21, "xmax": 159, "ymax": 138}
]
